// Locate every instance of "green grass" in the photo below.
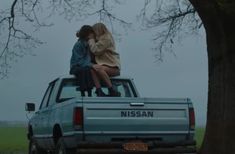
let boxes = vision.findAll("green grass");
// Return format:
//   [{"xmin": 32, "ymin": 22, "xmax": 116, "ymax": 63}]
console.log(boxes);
[
  {"xmin": 0, "ymin": 126, "xmax": 28, "ymax": 153},
  {"xmin": 0, "ymin": 126, "xmax": 205, "ymax": 153},
  {"xmin": 196, "ymin": 127, "xmax": 205, "ymax": 149}
]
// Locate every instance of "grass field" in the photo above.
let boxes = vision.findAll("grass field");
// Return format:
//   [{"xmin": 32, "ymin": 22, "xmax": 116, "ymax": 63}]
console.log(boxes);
[
  {"xmin": 0, "ymin": 126, "xmax": 205, "ymax": 153},
  {"xmin": 195, "ymin": 127, "xmax": 205, "ymax": 149},
  {"xmin": 0, "ymin": 127, "xmax": 28, "ymax": 153}
]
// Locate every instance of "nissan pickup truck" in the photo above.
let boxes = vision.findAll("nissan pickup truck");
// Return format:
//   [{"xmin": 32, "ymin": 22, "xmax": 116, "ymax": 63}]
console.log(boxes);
[{"xmin": 25, "ymin": 75, "xmax": 196, "ymax": 154}]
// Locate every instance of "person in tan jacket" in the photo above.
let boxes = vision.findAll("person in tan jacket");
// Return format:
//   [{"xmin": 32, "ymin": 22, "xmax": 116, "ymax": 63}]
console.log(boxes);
[{"xmin": 88, "ymin": 23, "xmax": 121, "ymax": 97}]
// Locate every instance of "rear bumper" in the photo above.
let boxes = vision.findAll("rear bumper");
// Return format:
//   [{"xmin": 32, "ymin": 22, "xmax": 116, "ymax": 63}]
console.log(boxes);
[{"xmin": 75, "ymin": 140, "xmax": 197, "ymax": 154}]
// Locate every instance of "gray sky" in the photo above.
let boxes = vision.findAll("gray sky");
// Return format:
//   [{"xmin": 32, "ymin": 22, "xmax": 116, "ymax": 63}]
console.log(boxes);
[{"xmin": 0, "ymin": 0, "xmax": 208, "ymax": 126}]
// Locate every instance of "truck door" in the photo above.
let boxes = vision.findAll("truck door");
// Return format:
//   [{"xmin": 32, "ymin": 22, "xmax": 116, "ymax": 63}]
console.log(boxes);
[{"xmin": 34, "ymin": 82, "xmax": 55, "ymax": 148}]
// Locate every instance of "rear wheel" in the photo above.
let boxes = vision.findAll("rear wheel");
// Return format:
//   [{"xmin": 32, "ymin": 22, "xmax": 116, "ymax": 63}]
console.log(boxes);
[
  {"xmin": 55, "ymin": 138, "xmax": 76, "ymax": 154},
  {"xmin": 28, "ymin": 139, "xmax": 47, "ymax": 154},
  {"xmin": 55, "ymin": 137, "xmax": 76, "ymax": 154}
]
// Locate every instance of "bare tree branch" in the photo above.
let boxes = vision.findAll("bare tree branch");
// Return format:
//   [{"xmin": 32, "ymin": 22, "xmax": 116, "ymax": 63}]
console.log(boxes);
[
  {"xmin": 87, "ymin": 0, "xmax": 131, "ymax": 36},
  {"xmin": 0, "ymin": 0, "xmax": 18, "ymax": 59},
  {"xmin": 0, "ymin": 0, "xmax": 48, "ymax": 78},
  {"xmin": 138, "ymin": 0, "xmax": 201, "ymax": 61},
  {"xmin": 0, "ymin": 0, "xmax": 132, "ymax": 78},
  {"xmin": 1, "ymin": 0, "xmax": 202, "ymax": 78}
]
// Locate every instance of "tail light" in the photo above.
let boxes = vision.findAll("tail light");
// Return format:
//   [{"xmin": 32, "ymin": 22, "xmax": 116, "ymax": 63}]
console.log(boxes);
[
  {"xmin": 73, "ymin": 107, "xmax": 83, "ymax": 129},
  {"xmin": 189, "ymin": 108, "xmax": 195, "ymax": 130}
]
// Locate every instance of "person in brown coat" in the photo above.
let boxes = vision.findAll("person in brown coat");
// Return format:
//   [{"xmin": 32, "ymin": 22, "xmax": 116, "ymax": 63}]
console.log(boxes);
[{"xmin": 88, "ymin": 23, "xmax": 121, "ymax": 97}]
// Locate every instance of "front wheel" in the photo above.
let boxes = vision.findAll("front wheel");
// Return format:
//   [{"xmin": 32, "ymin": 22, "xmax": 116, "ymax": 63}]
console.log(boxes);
[{"xmin": 28, "ymin": 139, "xmax": 47, "ymax": 154}]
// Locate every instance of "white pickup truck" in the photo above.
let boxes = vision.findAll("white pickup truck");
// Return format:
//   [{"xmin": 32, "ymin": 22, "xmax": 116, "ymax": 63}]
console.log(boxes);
[{"xmin": 26, "ymin": 75, "xmax": 196, "ymax": 154}]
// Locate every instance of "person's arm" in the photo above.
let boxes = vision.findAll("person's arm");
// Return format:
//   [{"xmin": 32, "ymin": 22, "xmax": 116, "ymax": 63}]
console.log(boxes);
[
  {"xmin": 88, "ymin": 36, "xmax": 110, "ymax": 56},
  {"xmin": 73, "ymin": 44, "xmax": 83, "ymax": 65},
  {"xmin": 71, "ymin": 43, "xmax": 87, "ymax": 66}
]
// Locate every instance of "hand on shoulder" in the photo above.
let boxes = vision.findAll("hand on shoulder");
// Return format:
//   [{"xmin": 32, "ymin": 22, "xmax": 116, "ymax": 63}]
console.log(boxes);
[{"xmin": 88, "ymin": 33, "xmax": 95, "ymax": 40}]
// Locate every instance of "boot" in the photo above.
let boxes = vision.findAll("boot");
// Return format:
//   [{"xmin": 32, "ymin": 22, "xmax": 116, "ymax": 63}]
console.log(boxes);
[
  {"xmin": 108, "ymin": 87, "xmax": 121, "ymax": 97},
  {"xmin": 95, "ymin": 88, "xmax": 107, "ymax": 97},
  {"xmin": 81, "ymin": 91, "xmax": 85, "ymax": 97},
  {"xmin": 87, "ymin": 89, "xmax": 92, "ymax": 97}
]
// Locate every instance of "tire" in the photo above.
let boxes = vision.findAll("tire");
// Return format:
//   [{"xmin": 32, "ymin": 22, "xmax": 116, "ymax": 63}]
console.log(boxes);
[
  {"xmin": 55, "ymin": 138, "xmax": 76, "ymax": 154},
  {"xmin": 28, "ymin": 139, "xmax": 47, "ymax": 154}
]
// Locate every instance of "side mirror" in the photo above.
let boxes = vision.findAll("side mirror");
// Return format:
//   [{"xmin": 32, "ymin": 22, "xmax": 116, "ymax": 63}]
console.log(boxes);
[{"xmin": 25, "ymin": 103, "xmax": 35, "ymax": 112}]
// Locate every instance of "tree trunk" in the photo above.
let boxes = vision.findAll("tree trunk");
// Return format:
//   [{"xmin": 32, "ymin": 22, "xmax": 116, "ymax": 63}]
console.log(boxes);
[{"xmin": 189, "ymin": 0, "xmax": 235, "ymax": 154}]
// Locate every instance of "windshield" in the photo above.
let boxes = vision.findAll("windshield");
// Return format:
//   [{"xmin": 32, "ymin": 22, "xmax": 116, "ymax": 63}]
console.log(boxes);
[{"xmin": 57, "ymin": 78, "xmax": 136, "ymax": 102}]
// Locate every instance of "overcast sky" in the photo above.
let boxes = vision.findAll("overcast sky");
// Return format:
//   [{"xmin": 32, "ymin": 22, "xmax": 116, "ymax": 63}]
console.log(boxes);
[{"xmin": 0, "ymin": 0, "xmax": 208, "ymax": 126}]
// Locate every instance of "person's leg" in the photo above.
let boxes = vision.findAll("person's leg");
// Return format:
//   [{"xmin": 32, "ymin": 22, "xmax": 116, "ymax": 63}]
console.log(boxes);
[
  {"xmin": 93, "ymin": 65, "xmax": 120, "ymax": 97},
  {"xmin": 101, "ymin": 66, "xmax": 121, "ymax": 96},
  {"xmin": 87, "ymin": 89, "xmax": 92, "ymax": 97},
  {"xmin": 90, "ymin": 68, "xmax": 107, "ymax": 96},
  {"xmin": 71, "ymin": 66, "xmax": 87, "ymax": 97},
  {"xmin": 92, "ymin": 64, "xmax": 113, "ymax": 88},
  {"xmin": 91, "ymin": 69, "xmax": 101, "ymax": 88},
  {"xmin": 81, "ymin": 91, "xmax": 85, "ymax": 97},
  {"xmin": 101, "ymin": 65, "xmax": 120, "ymax": 77}
]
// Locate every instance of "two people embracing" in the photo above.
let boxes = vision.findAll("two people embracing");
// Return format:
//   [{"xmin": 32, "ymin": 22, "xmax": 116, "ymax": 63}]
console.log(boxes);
[{"xmin": 70, "ymin": 23, "xmax": 121, "ymax": 97}]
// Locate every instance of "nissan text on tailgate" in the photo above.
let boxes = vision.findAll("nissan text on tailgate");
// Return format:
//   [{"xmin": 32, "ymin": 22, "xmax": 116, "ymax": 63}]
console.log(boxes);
[{"xmin": 25, "ymin": 75, "xmax": 196, "ymax": 154}]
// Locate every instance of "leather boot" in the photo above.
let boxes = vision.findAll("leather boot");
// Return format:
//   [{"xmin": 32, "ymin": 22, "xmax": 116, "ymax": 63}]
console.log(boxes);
[
  {"xmin": 95, "ymin": 88, "xmax": 107, "ymax": 97},
  {"xmin": 108, "ymin": 87, "xmax": 121, "ymax": 97}
]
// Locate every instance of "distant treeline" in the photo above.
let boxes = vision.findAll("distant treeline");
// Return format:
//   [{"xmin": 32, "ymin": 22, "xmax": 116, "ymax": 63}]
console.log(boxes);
[{"xmin": 0, "ymin": 121, "xmax": 27, "ymax": 127}]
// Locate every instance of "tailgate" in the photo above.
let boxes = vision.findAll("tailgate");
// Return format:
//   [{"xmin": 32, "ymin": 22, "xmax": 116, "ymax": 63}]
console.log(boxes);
[{"xmin": 83, "ymin": 97, "xmax": 190, "ymax": 140}]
